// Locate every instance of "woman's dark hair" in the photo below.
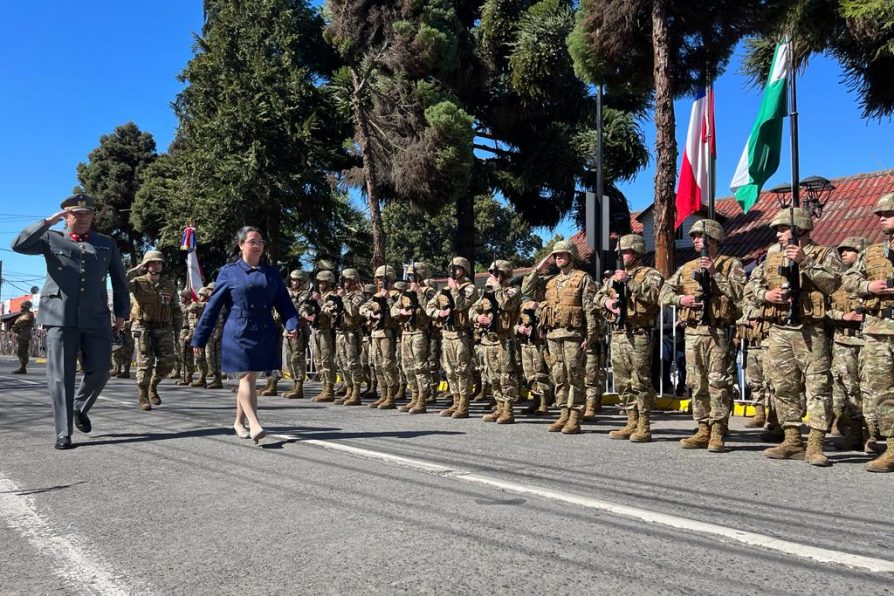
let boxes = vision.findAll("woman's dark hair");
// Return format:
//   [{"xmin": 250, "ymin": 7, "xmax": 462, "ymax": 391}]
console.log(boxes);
[{"xmin": 231, "ymin": 226, "xmax": 268, "ymax": 264}]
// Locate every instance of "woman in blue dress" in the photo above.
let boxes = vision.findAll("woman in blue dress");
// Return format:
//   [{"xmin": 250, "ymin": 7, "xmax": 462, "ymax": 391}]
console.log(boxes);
[{"xmin": 192, "ymin": 226, "xmax": 298, "ymax": 443}]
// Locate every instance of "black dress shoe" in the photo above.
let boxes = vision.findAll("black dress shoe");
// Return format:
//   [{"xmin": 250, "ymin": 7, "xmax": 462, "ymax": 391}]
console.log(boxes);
[
  {"xmin": 74, "ymin": 410, "xmax": 92, "ymax": 434},
  {"xmin": 54, "ymin": 437, "xmax": 73, "ymax": 450}
]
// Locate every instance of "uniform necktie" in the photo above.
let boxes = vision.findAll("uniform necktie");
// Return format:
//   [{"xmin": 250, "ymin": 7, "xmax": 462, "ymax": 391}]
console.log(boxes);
[{"xmin": 70, "ymin": 232, "xmax": 90, "ymax": 242}]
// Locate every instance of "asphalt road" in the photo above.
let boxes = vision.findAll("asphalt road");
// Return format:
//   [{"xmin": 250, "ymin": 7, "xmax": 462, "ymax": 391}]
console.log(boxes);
[{"xmin": 1, "ymin": 357, "xmax": 891, "ymax": 595}]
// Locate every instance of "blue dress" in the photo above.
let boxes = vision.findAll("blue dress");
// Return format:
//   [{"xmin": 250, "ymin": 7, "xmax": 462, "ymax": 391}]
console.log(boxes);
[{"xmin": 191, "ymin": 260, "xmax": 298, "ymax": 373}]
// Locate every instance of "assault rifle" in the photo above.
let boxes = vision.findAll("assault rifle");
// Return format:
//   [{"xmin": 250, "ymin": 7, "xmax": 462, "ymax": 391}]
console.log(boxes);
[
  {"xmin": 303, "ymin": 269, "xmax": 321, "ymax": 329},
  {"xmin": 371, "ymin": 295, "xmax": 390, "ymax": 330},
  {"xmin": 480, "ymin": 288, "xmax": 501, "ymax": 333},
  {"xmin": 884, "ymin": 244, "xmax": 894, "ymax": 289},
  {"xmin": 518, "ymin": 306, "xmax": 537, "ymax": 344},
  {"xmin": 691, "ymin": 220, "xmax": 712, "ymax": 325},
  {"xmin": 777, "ymin": 206, "xmax": 801, "ymax": 325},
  {"xmin": 325, "ymin": 293, "xmax": 345, "ymax": 329}
]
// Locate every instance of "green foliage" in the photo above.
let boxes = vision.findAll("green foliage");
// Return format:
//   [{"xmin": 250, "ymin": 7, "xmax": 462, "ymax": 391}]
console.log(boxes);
[{"xmin": 76, "ymin": 122, "xmax": 157, "ymax": 266}]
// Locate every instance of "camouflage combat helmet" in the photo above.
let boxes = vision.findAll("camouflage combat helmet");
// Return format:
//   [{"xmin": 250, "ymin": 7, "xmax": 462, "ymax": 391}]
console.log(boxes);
[
  {"xmin": 363, "ymin": 283, "xmax": 376, "ymax": 294},
  {"xmin": 619, "ymin": 234, "xmax": 647, "ymax": 256},
  {"xmin": 407, "ymin": 262, "xmax": 431, "ymax": 281},
  {"xmin": 550, "ymin": 239, "xmax": 579, "ymax": 261},
  {"xmin": 769, "ymin": 207, "xmax": 813, "ymax": 231},
  {"xmin": 207, "ymin": 282, "xmax": 216, "ymax": 290},
  {"xmin": 315, "ymin": 258, "xmax": 337, "ymax": 272},
  {"xmin": 198, "ymin": 286, "xmax": 212, "ymax": 297},
  {"xmin": 316, "ymin": 270, "xmax": 336, "ymax": 283},
  {"xmin": 289, "ymin": 269, "xmax": 309, "ymax": 281},
  {"xmin": 394, "ymin": 281, "xmax": 408, "ymax": 291},
  {"xmin": 374, "ymin": 265, "xmax": 396, "ymax": 279},
  {"xmin": 21, "ymin": 300, "xmax": 32, "ymax": 311},
  {"xmin": 689, "ymin": 218, "xmax": 725, "ymax": 243},
  {"xmin": 873, "ymin": 192, "xmax": 894, "ymax": 214},
  {"xmin": 450, "ymin": 256, "xmax": 472, "ymax": 276},
  {"xmin": 140, "ymin": 250, "xmax": 166, "ymax": 266},
  {"xmin": 837, "ymin": 236, "xmax": 866, "ymax": 252},
  {"xmin": 341, "ymin": 268, "xmax": 360, "ymax": 281},
  {"xmin": 488, "ymin": 259, "xmax": 513, "ymax": 278}
]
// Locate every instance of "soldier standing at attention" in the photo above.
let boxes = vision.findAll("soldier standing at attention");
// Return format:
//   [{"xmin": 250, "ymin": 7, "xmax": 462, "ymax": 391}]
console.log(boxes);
[
  {"xmin": 843, "ymin": 192, "xmax": 894, "ymax": 472},
  {"xmin": 659, "ymin": 219, "xmax": 745, "ymax": 453},
  {"xmin": 426, "ymin": 257, "xmax": 478, "ymax": 419},
  {"xmin": 128, "ymin": 251, "xmax": 182, "ymax": 411},
  {"xmin": 331, "ymin": 268, "xmax": 366, "ymax": 406},
  {"xmin": 393, "ymin": 262, "xmax": 436, "ymax": 414},
  {"xmin": 527, "ymin": 240, "xmax": 599, "ymax": 434},
  {"xmin": 302, "ymin": 270, "xmax": 337, "ymax": 402},
  {"xmin": 473, "ymin": 261, "xmax": 522, "ymax": 424},
  {"xmin": 738, "ymin": 301, "xmax": 777, "ymax": 435},
  {"xmin": 282, "ymin": 270, "xmax": 311, "ymax": 399},
  {"xmin": 595, "ymin": 235, "xmax": 663, "ymax": 442},
  {"xmin": 11, "ymin": 194, "xmax": 130, "ymax": 449},
  {"xmin": 360, "ymin": 283, "xmax": 378, "ymax": 399},
  {"xmin": 11, "ymin": 300, "xmax": 35, "ymax": 374},
  {"xmin": 360, "ymin": 265, "xmax": 401, "ymax": 409},
  {"xmin": 188, "ymin": 287, "xmax": 210, "ymax": 387},
  {"xmin": 745, "ymin": 207, "xmax": 842, "ymax": 466},
  {"xmin": 175, "ymin": 290, "xmax": 195, "ymax": 386}
]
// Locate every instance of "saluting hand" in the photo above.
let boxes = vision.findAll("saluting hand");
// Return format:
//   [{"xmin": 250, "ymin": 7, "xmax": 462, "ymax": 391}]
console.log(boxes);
[{"xmin": 45, "ymin": 210, "xmax": 67, "ymax": 225}]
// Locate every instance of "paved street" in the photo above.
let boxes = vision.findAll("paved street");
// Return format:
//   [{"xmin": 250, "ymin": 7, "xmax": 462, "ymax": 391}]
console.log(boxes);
[{"xmin": 1, "ymin": 356, "xmax": 891, "ymax": 595}]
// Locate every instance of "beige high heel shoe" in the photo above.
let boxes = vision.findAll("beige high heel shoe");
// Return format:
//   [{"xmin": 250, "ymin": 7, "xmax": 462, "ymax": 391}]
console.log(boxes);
[
  {"xmin": 249, "ymin": 427, "xmax": 267, "ymax": 444},
  {"xmin": 233, "ymin": 423, "xmax": 250, "ymax": 439}
]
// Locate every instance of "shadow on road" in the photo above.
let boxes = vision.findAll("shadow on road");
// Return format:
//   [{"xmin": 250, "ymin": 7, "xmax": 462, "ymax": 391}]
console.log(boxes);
[{"xmin": 0, "ymin": 481, "xmax": 86, "ymax": 496}]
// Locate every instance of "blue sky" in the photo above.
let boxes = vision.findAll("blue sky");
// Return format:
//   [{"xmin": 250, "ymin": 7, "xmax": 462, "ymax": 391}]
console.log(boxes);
[{"xmin": 2, "ymin": 1, "xmax": 892, "ymax": 296}]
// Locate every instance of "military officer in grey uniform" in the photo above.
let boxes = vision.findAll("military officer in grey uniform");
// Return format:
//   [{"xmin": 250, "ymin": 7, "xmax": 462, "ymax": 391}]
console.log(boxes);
[{"xmin": 11, "ymin": 194, "xmax": 130, "ymax": 449}]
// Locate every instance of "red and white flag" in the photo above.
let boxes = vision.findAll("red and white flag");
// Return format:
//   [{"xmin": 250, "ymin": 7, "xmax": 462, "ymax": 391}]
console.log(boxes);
[
  {"xmin": 180, "ymin": 225, "xmax": 204, "ymax": 300},
  {"xmin": 675, "ymin": 86, "xmax": 715, "ymax": 229}
]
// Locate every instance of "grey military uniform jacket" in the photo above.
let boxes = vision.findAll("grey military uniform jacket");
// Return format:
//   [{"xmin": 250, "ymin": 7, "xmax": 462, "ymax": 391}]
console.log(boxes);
[{"xmin": 12, "ymin": 220, "xmax": 130, "ymax": 329}]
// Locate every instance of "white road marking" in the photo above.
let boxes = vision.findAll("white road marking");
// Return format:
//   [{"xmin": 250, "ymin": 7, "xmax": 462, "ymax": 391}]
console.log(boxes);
[
  {"xmin": 0, "ymin": 472, "xmax": 146, "ymax": 595},
  {"xmin": 284, "ymin": 436, "xmax": 894, "ymax": 575},
  {"xmin": 0, "ymin": 374, "xmax": 42, "ymax": 385}
]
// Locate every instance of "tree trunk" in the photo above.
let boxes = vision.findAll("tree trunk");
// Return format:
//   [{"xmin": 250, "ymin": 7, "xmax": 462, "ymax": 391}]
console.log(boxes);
[
  {"xmin": 454, "ymin": 193, "xmax": 475, "ymax": 272},
  {"xmin": 651, "ymin": 0, "xmax": 676, "ymax": 278},
  {"xmin": 351, "ymin": 68, "xmax": 386, "ymax": 269}
]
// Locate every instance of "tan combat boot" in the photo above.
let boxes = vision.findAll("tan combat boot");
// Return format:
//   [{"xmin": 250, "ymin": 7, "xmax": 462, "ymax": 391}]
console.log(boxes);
[
  {"xmin": 281, "ymin": 381, "xmax": 298, "ymax": 398},
  {"xmin": 378, "ymin": 386, "xmax": 398, "ymax": 409},
  {"xmin": 680, "ymin": 422, "xmax": 710, "ymax": 449},
  {"xmin": 290, "ymin": 381, "xmax": 306, "ymax": 400},
  {"xmin": 343, "ymin": 385, "xmax": 362, "ymax": 406},
  {"xmin": 761, "ymin": 407, "xmax": 784, "ymax": 442},
  {"xmin": 496, "ymin": 402, "xmax": 515, "ymax": 425},
  {"xmin": 707, "ymin": 421, "xmax": 729, "ymax": 453},
  {"xmin": 398, "ymin": 392, "xmax": 418, "ymax": 412},
  {"xmin": 149, "ymin": 381, "xmax": 162, "ymax": 406},
  {"xmin": 177, "ymin": 372, "xmax": 192, "ymax": 386},
  {"xmin": 804, "ymin": 428, "xmax": 831, "ymax": 467},
  {"xmin": 865, "ymin": 437, "xmax": 894, "ymax": 473},
  {"xmin": 482, "ymin": 402, "xmax": 503, "ymax": 422},
  {"xmin": 561, "ymin": 409, "xmax": 582, "ymax": 434},
  {"xmin": 409, "ymin": 391, "xmax": 427, "ymax": 414},
  {"xmin": 335, "ymin": 383, "xmax": 348, "ymax": 397},
  {"xmin": 582, "ymin": 398, "xmax": 598, "ymax": 421},
  {"xmin": 864, "ymin": 420, "xmax": 882, "ymax": 454},
  {"xmin": 369, "ymin": 385, "xmax": 386, "ymax": 408},
  {"xmin": 608, "ymin": 410, "xmax": 638, "ymax": 440},
  {"xmin": 260, "ymin": 377, "xmax": 279, "ymax": 396},
  {"xmin": 763, "ymin": 427, "xmax": 805, "ymax": 460},
  {"xmin": 440, "ymin": 395, "xmax": 459, "ymax": 417},
  {"xmin": 828, "ymin": 411, "xmax": 842, "ymax": 437},
  {"xmin": 451, "ymin": 395, "xmax": 470, "ymax": 419},
  {"xmin": 207, "ymin": 374, "xmax": 224, "ymax": 389},
  {"xmin": 629, "ymin": 409, "xmax": 652, "ymax": 443},
  {"xmin": 314, "ymin": 383, "xmax": 335, "ymax": 402},
  {"xmin": 190, "ymin": 375, "xmax": 207, "ymax": 388},
  {"xmin": 743, "ymin": 404, "xmax": 766, "ymax": 428},
  {"xmin": 533, "ymin": 393, "xmax": 550, "ymax": 416},
  {"xmin": 138, "ymin": 386, "xmax": 152, "ymax": 411},
  {"xmin": 547, "ymin": 408, "xmax": 570, "ymax": 432},
  {"xmin": 472, "ymin": 382, "xmax": 491, "ymax": 403},
  {"xmin": 393, "ymin": 384, "xmax": 407, "ymax": 402}
]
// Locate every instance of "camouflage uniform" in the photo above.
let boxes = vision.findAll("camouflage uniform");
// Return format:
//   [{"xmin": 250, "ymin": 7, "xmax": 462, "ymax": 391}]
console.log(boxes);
[
  {"xmin": 361, "ymin": 266, "xmax": 401, "ymax": 408},
  {"xmin": 529, "ymin": 240, "xmax": 599, "ymax": 434},
  {"xmin": 11, "ymin": 303, "xmax": 34, "ymax": 374},
  {"xmin": 392, "ymin": 263, "xmax": 437, "ymax": 413},
  {"xmin": 842, "ymin": 192, "xmax": 894, "ymax": 471},
  {"xmin": 515, "ymin": 300, "xmax": 553, "ymax": 415},
  {"xmin": 129, "ymin": 252, "xmax": 182, "ymax": 410},
  {"xmin": 175, "ymin": 293, "xmax": 194, "ymax": 385},
  {"xmin": 595, "ymin": 235, "xmax": 664, "ymax": 442},
  {"xmin": 659, "ymin": 219, "xmax": 745, "ymax": 452},
  {"xmin": 112, "ymin": 319, "xmax": 135, "ymax": 378},
  {"xmin": 188, "ymin": 295, "xmax": 209, "ymax": 386},
  {"xmin": 301, "ymin": 270, "xmax": 337, "ymax": 401},
  {"xmin": 205, "ymin": 281, "xmax": 224, "ymax": 389},
  {"xmin": 425, "ymin": 257, "xmax": 478, "ymax": 418},
  {"xmin": 471, "ymin": 261, "xmax": 522, "ymax": 424},
  {"xmin": 745, "ymin": 208, "xmax": 843, "ymax": 466},
  {"xmin": 360, "ymin": 283, "xmax": 376, "ymax": 397},
  {"xmin": 282, "ymin": 270, "xmax": 311, "ymax": 399},
  {"xmin": 332, "ymin": 269, "xmax": 366, "ymax": 405}
]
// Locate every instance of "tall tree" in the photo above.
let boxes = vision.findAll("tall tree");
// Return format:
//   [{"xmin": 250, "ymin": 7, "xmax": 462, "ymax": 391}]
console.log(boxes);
[
  {"xmin": 569, "ymin": 0, "xmax": 780, "ymax": 275},
  {"xmin": 172, "ymin": 0, "xmax": 349, "ymax": 269},
  {"xmin": 76, "ymin": 122, "xmax": 157, "ymax": 266}
]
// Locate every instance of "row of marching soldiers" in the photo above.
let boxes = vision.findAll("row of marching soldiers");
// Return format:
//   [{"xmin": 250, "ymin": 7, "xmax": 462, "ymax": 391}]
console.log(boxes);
[{"xmin": 278, "ymin": 195, "xmax": 892, "ymax": 474}]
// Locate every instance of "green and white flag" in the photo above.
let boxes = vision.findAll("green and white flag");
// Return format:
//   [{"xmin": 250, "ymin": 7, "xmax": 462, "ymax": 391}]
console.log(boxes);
[{"xmin": 730, "ymin": 41, "xmax": 791, "ymax": 213}]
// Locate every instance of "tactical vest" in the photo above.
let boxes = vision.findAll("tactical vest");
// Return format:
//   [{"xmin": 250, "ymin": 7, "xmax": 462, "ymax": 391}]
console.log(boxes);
[
  {"xmin": 188, "ymin": 302, "xmax": 206, "ymax": 327},
  {"xmin": 678, "ymin": 256, "xmax": 738, "ymax": 326},
  {"xmin": 435, "ymin": 283, "xmax": 471, "ymax": 330},
  {"xmin": 829, "ymin": 283, "xmax": 862, "ymax": 333},
  {"xmin": 543, "ymin": 269, "xmax": 587, "ymax": 330},
  {"xmin": 12, "ymin": 312, "xmax": 34, "ymax": 335},
  {"xmin": 475, "ymin": 289, "xmax": 519, "ymax": 337},
  {"xmin": 398, "ymin": 288, "xmax": 431, "ymax": 332},
  {"xmin": 334, "ymin": 292, "xmax": 363, "ymax": 332},
  {"xmin": 131, "ymin": 275, "xmax": 176, "ymax": 325},
  {"xmin": 861, "ymin": 242, "xmax": 894, "ymax": 315},
  {"xmin": 605, "ymin": 267, "xmax": 660, "ymax": 329},
  {"xmin": 315, "ymin": 291, "xmax": 334, "ymax": 330},
  {"xmin": 760, "ymin": 246, "xmax": 830, "ymax": 324}
]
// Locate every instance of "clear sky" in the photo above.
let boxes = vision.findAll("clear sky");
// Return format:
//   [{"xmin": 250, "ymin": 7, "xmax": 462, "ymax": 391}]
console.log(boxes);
[{"xmin": 2, "ymin": 2, "xmax": 892, "ymax": 298}]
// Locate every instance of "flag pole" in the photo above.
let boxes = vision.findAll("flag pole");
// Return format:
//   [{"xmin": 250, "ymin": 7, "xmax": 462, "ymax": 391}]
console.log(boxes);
[
  {"xmin": 706, "ymin": 84, "xmax": 715, "ymax": 219},
  {"xmin": 788, "ymin": 40, "xmax": 801, "ymax": 208},
  {"xmin": 596, "ymin": 83, "xmax": 605, "ymax": 274}
]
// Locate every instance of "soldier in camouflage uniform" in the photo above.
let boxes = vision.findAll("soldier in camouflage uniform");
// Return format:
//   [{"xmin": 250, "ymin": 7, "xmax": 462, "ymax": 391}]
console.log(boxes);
[
  {"xmin": 660, "ymin": 219, "xmax": 745, "ymax": 452},
  {"xmin": 301, "ymin": 270, "xmax": 337, "ymax": 402},
  {"xmin": 188, "ymin": 287, "xmax": 210, "ymax": 387},
  {"xmin": 827, "ymin": 236, "xmax": 869, "ymax": 451},
  {"xmin": 472, "ymin": 261, "xmax": 522, "ymax": 424},
  {"xmin": 128, "ymin": 251, "xmax": 182, "ymax": 411},
  {"xmin": 526, "ymin": 240, "xmax": 599, "ymax": 434},
  {"xmin": 843, "ymin": 192, "xmax": 894, "ymax": 472},
  {"xmin": 204, "ymin": 281, "xmax": 225, "ymax": 389},
  {"xmin": 175, "ymin": 290, "xmax": 194, "ymax": 385},
  {"xmin": 392, "ymin": 262, "xmax": 436, "ymax": 413},
  {"xmin": 426, "ymin": 257, "xmax": 478, "ymax": 418},
  {"xmin": 392, "ymin": 280, "xmax": 409, "ymax": 403},
  {"xmin": 361, "ymin": 265, "xmax": 401, "ymax": 408},
  {"xmin": 595, "ymin": 235, "xmax": 663, "ymax": 442},
  {"xmin": 738, "ymin": 302, "xmax": 778, "ymax": 434},
  {"xmin": 111, "ymin": 319, "xmax": 135, "ymax": 378},
  {"xmin": 516, "ymin": 298, "xmax": 553, "ymax": 416},
  {"xmin": 426, "ymin": 277, "xmax": 445, "ymax": 402},
  {"xmin": 331, "ymin": 268, "xmax": 366, "ymax": 406},
  {"xmin": 11, "ymin": 300, "xmax": 35, "ymax": 374},
  {"xmin": 745, "ymin": 207, "xmax": 843, "ymax": 466},
  {"xmin": 282, "ymin": 270, "xmax": 311, "ymax": 399},
  {"xmin": 360, "ymin": 283, "xmax": 377, "ymax": 399},
  {"xmin": 583, "ymin": 309, "xmax": 608, "ymax": 421}
]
